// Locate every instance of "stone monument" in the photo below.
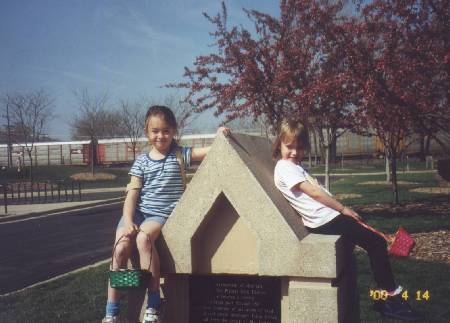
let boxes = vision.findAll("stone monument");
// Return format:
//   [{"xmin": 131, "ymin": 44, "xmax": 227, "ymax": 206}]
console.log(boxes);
[{"xmin": 156, "ymin": 133, "xmax": 358, "ymax": 323}]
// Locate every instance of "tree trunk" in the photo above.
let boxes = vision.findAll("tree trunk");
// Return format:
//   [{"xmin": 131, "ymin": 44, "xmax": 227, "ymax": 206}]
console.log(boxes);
[
  {"xmin": 390, "ymin": 148, "xmax": 399, "ymax": 205},
  {"xmin": 7, "ymin": 145, "xmax": 13, "ymax": 168},
  {"xmin": 90, "ymin": 139, "xmax": 96, "ymax": 176},
  {"xmin": 312, "ymin": 130, "xmax": 319, "ymax": 165},
  {"xmin": 325, "ymin": 144, "xmax": 331, "ymax": 191},
  {"xmin": 318, "ymin": 129, "xmax": 326, "ymax": 165},
  {"xmin": 385, "ymin": 152, "xmax": 390, "ymax": 183},
  {"xmin": 27, "ymin": 150, "xmax": 33, "ymax": 182},
  {"xmin": 425, "ymin": 135, "xmax": 431, "ymax": 156},
  {"xmin": 419, "ymin": 133, "xmax": 426, "ymax": 162},
  {"xmin": 6, "ymin": 102, "xmax": 13, "ymax": 167},
  {"xmin": 330, "ymin": 134, "xmax": 337, "ymax": 164}
]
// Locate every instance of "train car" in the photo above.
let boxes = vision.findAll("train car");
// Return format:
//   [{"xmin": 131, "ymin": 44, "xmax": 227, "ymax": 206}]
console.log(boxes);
[
  {"xmin": 0, "ymin": 131, "xmax": 447, "ymax": 168},
  {"xmin": 0, "ymin": 141, "xmax": 90, "ymax": 167},
  {"xmin": 96, "ymin": 134, "xmax": 216, "ymax": 165}
]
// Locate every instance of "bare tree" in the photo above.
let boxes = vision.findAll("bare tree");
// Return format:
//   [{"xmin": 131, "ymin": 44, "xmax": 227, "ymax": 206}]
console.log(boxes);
[
  {"xmin": 101, "ymin": 110, "xmax": 127, "ymax": 139},
  {"xmin": 71, "ymin": 89, "xmax": 125, "ymax": 174},
  {"xmin": 120, "ymin": 98, "xmax": 146, "ymax": 160},
  {"xmin": 119, "ymin": 94, "xmax": 200, "ymax": 158},
  {"xmin": 6, "ymin": 90, "xmax": 54, "ymax": 180},
  {"xmin": 72, "ymin": 89, "xmax": 108, "ymax": 139}
]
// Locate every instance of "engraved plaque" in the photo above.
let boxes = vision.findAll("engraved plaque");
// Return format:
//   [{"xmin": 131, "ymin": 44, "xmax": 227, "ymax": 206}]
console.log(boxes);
[{"xmin": 189, "ymin": 275, "xmax": 281, "ymax": 323}]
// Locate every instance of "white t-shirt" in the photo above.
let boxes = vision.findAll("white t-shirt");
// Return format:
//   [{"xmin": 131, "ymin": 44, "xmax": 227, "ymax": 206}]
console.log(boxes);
[{"xmin": 274, "ymin": 159, "xmax": 339, "ymax": 228}]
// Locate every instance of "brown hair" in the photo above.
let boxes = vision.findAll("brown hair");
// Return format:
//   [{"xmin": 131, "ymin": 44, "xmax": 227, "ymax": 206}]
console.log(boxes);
[
  {"xmin": 272, "ymin": 119, "xmax": 310, "ymax": 159},
  {"xmin": 144, "ymin": 105, "xmax": 179, "ymax": 148}
]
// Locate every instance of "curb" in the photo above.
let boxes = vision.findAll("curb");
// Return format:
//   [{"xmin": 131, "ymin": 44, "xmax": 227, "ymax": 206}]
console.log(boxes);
[{"xmin": 0, "ymin": 197, "xmax": 125, "ymax": 224}]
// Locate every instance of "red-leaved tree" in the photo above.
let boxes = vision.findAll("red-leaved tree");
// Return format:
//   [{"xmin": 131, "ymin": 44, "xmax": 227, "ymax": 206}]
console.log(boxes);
[
  {"xmin": 347, "ymin": 0, "xmax": 450, "ymax": 203},
  {"xmin": 168, "ymin": 0, "xmax": 358, "ymax": 189},
  {"xmin": 169, "ymin": 0, "xmax": 448, "ymax": 202}
]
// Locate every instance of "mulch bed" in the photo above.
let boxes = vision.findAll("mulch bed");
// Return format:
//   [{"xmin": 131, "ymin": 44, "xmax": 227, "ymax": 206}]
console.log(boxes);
[
  {"xmin": 356, "ymin": 201, "xmax": 450, "ymax": 218},
  {"xmin": 355, "ymin": 201, "xmax": 450, "ymax": 265},
  {"xmin": 409, "ymin": 230, "xmax": 450, "ymax": 265},
  {"xmin": 70, "ymin": 172, "xmax": 117, "ymax": 181}
]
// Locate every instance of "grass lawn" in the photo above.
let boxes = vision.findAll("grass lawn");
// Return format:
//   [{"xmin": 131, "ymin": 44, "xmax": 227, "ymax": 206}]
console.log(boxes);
[
  {"xmin": 357, "ymin": 252, "xmax": 450, "ymax": 322},
  {"xmin": 330, "ymin": 172, "xmax": 447, "ymax": 206},
  {"xmin": 0, "ymin": 264, "xmax": 110, "ymax": 323},
  {"xmin": 308, "ymin": 160, "xmax": 431, "ymax": 174}
]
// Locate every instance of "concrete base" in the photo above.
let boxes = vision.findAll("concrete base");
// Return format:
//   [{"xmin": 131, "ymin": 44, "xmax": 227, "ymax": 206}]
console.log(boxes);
[
  {"xmin": 159, "ymin": 269, "xmax": 359, "ymax": 323},
  {"xmin": 288, "ymin": 278, "xmax": 338, "ymax": 323}
]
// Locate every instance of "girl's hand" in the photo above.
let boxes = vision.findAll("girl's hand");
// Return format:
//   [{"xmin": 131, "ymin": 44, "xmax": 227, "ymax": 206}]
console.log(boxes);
[
  {"xmin": 123, "ymin": 220, "xmax": 139, "ymax": 237},
  {"xmin": 341, "ymin": 206, "xmax": 361, "ymax": 221},
  {"xmin": 217, "ymin": 126, "xmax": 231, "ymax": 136}
]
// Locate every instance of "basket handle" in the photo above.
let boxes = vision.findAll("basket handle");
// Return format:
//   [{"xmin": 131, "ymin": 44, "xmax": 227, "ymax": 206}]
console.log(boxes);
[
  {"xmin": 110, "ymin": 229, "xmax": 153, "ymax": 272},
  {"xmin": 357, "ymin": 219, "xmax": 393, "ymax": 243}
]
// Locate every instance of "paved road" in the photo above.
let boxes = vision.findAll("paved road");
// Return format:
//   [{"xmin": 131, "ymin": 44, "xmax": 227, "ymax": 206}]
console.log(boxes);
[{"xmin": 0, "ymin": 205, "xmax": 122, "ymax": 294}]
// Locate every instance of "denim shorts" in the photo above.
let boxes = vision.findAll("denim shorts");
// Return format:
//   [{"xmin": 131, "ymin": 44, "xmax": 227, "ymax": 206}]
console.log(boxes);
[{"xmin": 117, "ymin": 209, "xmax": 168, "ymax": 229}]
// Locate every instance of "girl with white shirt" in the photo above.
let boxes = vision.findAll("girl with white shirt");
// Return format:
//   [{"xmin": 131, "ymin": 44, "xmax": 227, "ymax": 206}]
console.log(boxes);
[{"xmin": 273, "ymin": 119, "xmax": 423, "ymax": 322}]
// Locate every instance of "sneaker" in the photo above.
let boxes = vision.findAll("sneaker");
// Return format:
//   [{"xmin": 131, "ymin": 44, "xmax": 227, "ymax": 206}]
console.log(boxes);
[
  {"xmin": 102, "ymin": 316, "xmax": 119, "ymax": 323},
  {"xmin": 373, "ymin": 295, "xmax": 424, "ymax": 321},
  {"xmin": 142, "ymin": 308, "xmax": 159, "ymax": 323}
]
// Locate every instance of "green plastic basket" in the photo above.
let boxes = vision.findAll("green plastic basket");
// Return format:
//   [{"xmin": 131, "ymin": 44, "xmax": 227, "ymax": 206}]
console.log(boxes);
[
  {"xmin": 108, "ymin": 268, "xmax": 151, "ymax": 289},
  {"xmin": 108, "ymin": 231, "xmax": 152, "ymax": 290}
]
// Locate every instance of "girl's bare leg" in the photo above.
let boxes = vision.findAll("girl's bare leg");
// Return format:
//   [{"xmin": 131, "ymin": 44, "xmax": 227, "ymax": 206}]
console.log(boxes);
[
  {"xmin": 136, "ymin": 221, "xmax": 163, "ymax": 293},
  {"xmin": 107, "ymin": 228, "xmax": 135, "ymax": 302}
]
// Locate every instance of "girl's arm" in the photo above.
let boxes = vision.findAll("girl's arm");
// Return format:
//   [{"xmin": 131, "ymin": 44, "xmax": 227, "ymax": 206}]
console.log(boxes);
[
  {"xmin": 191, "ymin": 126, "xmax": 231, "ymax": 162},
  {"xmin": 296, "ymin": 180, "xmax": 361, "ymax": 220},
  {"xmin": 191, "ymin": 146, "xmax": 211, "ymax": 162},
  {"xmin": 122, "ymin": 176, "xmax": 142, "ymax": 236}
]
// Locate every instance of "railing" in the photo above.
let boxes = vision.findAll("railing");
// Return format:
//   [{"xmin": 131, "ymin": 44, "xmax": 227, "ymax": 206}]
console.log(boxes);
[{"xmin": 1, "ymin": 180, "xmax": 82, "ymax": 214}]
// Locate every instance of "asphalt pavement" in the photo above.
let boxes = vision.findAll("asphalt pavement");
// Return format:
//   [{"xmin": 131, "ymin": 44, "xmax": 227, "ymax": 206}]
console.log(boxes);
[{"xmin": 0, "ymin": 188, "xmax": 125, "ymax": 294}]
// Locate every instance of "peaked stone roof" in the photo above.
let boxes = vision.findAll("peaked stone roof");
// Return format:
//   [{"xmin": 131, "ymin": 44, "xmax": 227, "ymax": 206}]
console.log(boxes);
[{"xmin": 159, "ymin": 133, "xmax": 342, "ymax": 278}]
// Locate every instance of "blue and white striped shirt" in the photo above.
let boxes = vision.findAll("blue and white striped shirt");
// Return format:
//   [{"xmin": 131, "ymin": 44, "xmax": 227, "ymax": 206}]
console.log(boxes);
[{"xmin": 129, "ymin": 146, "xmax": 192, "ymax": 218}]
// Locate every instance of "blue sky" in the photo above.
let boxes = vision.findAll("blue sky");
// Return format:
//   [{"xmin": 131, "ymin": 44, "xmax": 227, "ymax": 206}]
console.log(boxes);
[{"xmin": 0, "ymin": 0, "xmax": 279, "ymax": 140}]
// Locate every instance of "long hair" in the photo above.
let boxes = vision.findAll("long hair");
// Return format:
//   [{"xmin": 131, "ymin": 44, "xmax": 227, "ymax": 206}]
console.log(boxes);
[
  {"xmin": 144, "ymin": 105, "xmax": 179, "ymax": 149},
  {"xmin": 272, "ymin": 118, "xmax": 310, "ymax": 159}
]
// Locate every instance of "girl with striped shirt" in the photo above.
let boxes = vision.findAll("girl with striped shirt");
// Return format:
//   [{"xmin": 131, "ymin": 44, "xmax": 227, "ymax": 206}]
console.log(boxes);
[{"xmin": 103, "ymin": 105, "xmax": 229, "ymax": 323}]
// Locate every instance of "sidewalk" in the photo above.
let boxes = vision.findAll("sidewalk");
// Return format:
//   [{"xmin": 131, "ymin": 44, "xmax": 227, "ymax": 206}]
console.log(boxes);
[{"xmin": 0, "ymin": 187, "xmax": 125, "ymax": 223}]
